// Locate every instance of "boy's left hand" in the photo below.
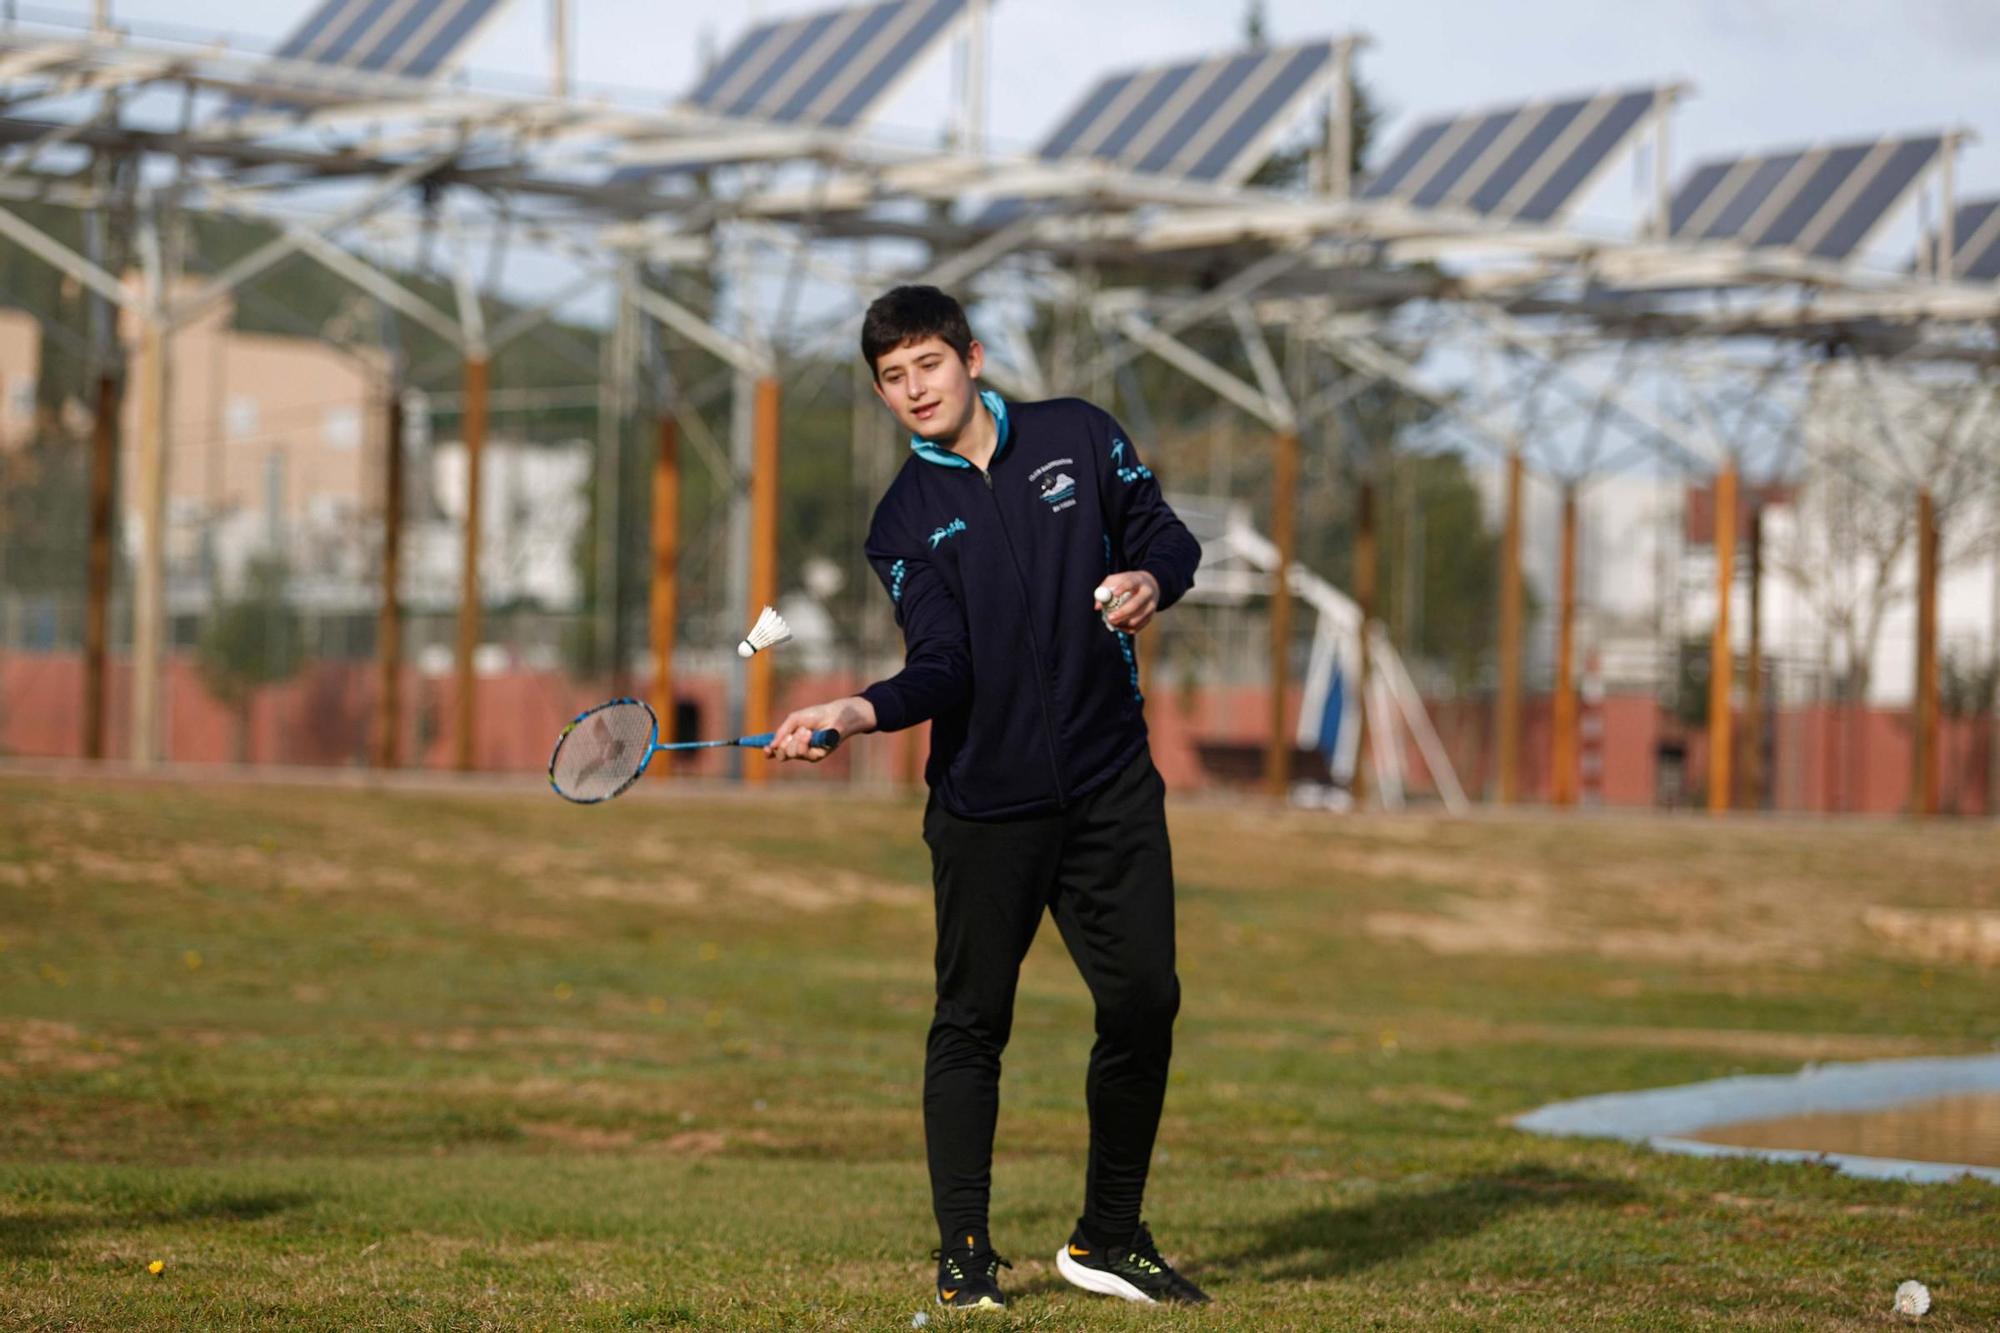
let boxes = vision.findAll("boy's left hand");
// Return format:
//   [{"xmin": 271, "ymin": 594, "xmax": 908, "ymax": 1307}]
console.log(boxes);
[{"xmin": 1097, "ymin": 570, "xmax": 1161, "ymax": 633}]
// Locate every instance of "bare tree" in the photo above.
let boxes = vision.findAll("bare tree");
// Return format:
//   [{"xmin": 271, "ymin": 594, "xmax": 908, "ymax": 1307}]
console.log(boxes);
[{"xmin": 1771, "ymin": 361, "xmax": 2000, "ymax": 706}]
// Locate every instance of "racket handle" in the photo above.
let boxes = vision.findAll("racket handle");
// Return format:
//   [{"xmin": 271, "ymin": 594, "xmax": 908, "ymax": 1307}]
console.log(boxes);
[{"xmin": 738, "ymin": 729, "xmax": 842, "ymax": 752}]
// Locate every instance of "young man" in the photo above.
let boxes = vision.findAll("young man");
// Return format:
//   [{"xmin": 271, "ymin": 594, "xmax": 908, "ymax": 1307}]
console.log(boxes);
[{"xmin": 767, "ymin": 285, "xmax": 1208, "ymax": 1311}]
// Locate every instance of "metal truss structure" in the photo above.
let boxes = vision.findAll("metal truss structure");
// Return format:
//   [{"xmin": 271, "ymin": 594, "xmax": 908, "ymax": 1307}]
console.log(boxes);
[{"xmin": 2, "ymin": 1, "xmax": 1995, "ymax": 812}]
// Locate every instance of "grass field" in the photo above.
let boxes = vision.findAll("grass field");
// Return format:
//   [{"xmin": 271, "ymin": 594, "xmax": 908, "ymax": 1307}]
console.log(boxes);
[{"xmin": 2, "ymin": 772, "xmax": 1996, "ymax": 1330}]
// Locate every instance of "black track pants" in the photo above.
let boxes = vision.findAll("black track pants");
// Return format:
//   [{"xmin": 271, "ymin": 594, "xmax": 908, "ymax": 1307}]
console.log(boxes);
[{"xmin": 920, "ymin": 750, "xmax": 1180, "ymax": 1250}]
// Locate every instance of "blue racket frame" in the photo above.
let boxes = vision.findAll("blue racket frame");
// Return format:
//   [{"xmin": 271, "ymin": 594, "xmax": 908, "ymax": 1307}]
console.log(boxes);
[{"xmin": 548, "ymin": 697, "xmax": 840, "ymax": 804}]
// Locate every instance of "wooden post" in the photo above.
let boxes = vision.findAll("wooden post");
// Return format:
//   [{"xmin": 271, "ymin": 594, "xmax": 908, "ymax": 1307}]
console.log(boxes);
[
  {"xmin": 453, "ymin": 356, "xmax": 489, "ymax": 773},
  {"xmin": 1496, "ymin": 448, "xmax": 1524, "ymax": 804},
  {"xmin": 1552, "ymin": 482, "xmax": 1579, "ymax": 807},
  {"xmin": 649, "ymin": 414, "xmax": 681, "ymax": 778},
  {"xmin": 744, "ymin": 376, "xmax": 781, "ymax": 786},
  {"xmin": 1265, "ymin": 427, "xmax": 1301, "ymax": 800},
  {"xmin": 1742, "ymin": 502, "xmax": 1765, "ymax": 809},
  {"xmin": 1707, "ymin": 464, "xmax": 1738, "ymax": 814},
  {"xmin": 1914, "ymin": 488, "xmax": 1940, "ymax": 817},
  {"xmin": 372, "ymin": 389, "xmax": 405, "ymax": 769},
  {"xmin": 1351, "ymin": 471, "xmax": 1378, "ymax": 806},
  {"xmin": 83, "ymin": 371, "xmax": 119, "ymax": 760}
]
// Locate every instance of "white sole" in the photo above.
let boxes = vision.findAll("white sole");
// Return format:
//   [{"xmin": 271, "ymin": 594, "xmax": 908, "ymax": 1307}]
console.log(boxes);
[{"xmin": 1056, "ymin": 1246, "xmax": 1157, "ymax": 1304}]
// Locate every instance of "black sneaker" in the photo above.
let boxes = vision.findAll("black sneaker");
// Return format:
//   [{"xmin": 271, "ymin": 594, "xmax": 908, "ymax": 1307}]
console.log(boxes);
[
  {"xmin": 1055, "ymin": 1222, "xmax": 1210, "ymax": 1305},
  {"xmin": 933, "ymin": 1232, "xmax": 1011, "ymax": 1311}
]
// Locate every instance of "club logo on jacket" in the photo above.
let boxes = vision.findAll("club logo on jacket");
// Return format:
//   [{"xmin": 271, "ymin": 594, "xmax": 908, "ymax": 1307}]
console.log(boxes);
[
  {"xmin": 929, "ymin": 517, "xmax": 967, "ymax": 549},
  {"xmin": 1029, "ymin": 457, "xmax": 1079, "ymax": 513}
]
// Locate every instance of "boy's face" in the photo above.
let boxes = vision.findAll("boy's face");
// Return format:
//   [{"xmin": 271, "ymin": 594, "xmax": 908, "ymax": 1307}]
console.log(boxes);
[{"xmin": 872, "ymin": 335, "xmax": 985, "ymax": 443}]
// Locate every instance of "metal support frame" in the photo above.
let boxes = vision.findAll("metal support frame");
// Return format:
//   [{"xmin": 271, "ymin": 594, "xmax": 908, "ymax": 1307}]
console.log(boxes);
[
  {"xmin": 1552, "ymin": 482, "xmax": 1579, "ymax": 807},
  {"xmin": 1265, "ymin": 425, "xmax": 1300, "ymax": 799},
  {"xmin": 744, "ymin": 375, "xmax": 782, "ymax": 785},
  {"xmin": 1496, "ymin": 446, "xmax": 1524, "ymax": 803},
  {"xmin": 650, "ymin": 411, "xmax": 681, "ymax": 778},
  {"xmin": 83, "ymin": 368, "xmax": 118, "ymax": 760},
  {"xmin": 1350, "ymin": 465, "xmax": 1378, "ymax": 806},
  {"xmin": 373, "ymin": 388, "xmax": 405, "ymax": 770},
  {"xmin": 127, "ymin": 209, "xmax": 168, "ymax": 765},
  {"xmin": 453, "ymin": 354, "xmax": 489, "ymax": 772},
  {"xmin": 1, "ymin": 16, "xmax": 1995, "ymax": 809},
  {"xmin": 1742, "ymin": 499, "xmax": 1764, "ymax": 810},
  {"xmin": 1913, "ymin": 487, "xmax": 1940, "ymax": 815},
  {"xmin": 1708, "ymin": 462, "xmax": 1738, "ymax": 814}
]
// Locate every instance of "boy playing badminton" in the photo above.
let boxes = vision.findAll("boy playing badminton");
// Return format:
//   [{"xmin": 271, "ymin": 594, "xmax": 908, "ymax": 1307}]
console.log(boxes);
[{"xmin": 769, "ymin": 285, "xmax": 1207, "ymax": 1310}]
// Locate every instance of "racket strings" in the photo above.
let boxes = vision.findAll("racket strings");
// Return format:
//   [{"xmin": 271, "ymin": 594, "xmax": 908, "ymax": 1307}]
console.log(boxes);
[{"xmin": 550, "ymin": 701, "xmax": 655, "ymax": 801}]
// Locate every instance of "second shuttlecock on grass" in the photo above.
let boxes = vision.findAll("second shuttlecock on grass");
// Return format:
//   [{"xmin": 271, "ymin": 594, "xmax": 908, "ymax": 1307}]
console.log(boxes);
[{"xmin": 737, "ymin": 606, "xmax": 793, "ymax": 658}]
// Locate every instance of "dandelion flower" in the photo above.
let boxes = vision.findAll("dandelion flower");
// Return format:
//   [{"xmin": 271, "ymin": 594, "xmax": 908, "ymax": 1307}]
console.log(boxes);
[{"xmin": 147, "ymin": 1260, "xmax": 165, "ymax": 1275}]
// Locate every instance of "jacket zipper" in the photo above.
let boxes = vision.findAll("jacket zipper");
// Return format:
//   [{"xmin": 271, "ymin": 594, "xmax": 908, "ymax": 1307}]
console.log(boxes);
[{"xmin": 977, "ymin": 463, "xmax": 1069, "ymax": 806}]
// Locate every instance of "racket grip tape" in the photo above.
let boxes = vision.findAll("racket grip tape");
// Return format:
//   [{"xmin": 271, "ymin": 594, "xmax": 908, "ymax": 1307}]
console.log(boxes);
[{"xmin": 739, "ymin": 729, "xmax": 842, "ymax": 752}]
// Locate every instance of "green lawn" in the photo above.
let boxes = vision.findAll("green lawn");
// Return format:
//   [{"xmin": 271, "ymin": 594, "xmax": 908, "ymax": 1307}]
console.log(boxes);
[{"xmin": 1, "ymin": 774, "xmax": 1995, "ymax": 1330}]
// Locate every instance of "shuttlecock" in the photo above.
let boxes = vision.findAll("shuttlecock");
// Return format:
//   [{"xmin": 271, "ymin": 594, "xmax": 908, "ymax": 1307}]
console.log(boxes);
[
  {"xmin": 736, "ymin": 606, "xmax": 792, "ymax": 659},
  {"xmin": 1093, "ymin": 584, "xmax": 1127, "ymax": 627},
  {"xmin": 910, "ymin": 1312, "xmax": 929, "ymax": 1328},
  {"xmin": 1894, "ymin": 1280, "xmax": 1931, "ymax": 1318}
]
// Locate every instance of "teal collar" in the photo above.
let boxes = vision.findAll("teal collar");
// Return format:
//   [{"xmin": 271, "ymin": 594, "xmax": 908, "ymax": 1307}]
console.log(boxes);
[{"xmin": 909, "ymin": 389, "xmax": 1010, "ymax": 470}]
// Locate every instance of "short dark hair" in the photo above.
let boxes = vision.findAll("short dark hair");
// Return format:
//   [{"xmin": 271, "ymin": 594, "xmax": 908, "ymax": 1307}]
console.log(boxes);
[{"xmin": 860, "ymin": 285, "xmax": 973, "ymax": 378}]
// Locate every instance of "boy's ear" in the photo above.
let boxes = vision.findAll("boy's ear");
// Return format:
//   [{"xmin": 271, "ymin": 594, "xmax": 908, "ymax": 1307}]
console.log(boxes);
[{"xmin": 966, "ymin": 339, "xmax": 984, "ymax": 380}]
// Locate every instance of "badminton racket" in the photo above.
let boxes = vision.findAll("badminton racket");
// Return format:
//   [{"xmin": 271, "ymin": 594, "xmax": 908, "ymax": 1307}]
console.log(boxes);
[{"xmin": 547, "ymin": 698, "xmax": 839, "ymax": 804}]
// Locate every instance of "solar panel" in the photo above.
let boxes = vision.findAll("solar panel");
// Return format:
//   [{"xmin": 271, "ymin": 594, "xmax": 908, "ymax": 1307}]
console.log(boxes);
[
  {"xmin": 1361, "ymin": 120, "xmax": 1448, "ymax": 200},
  {"xmin": 686, "ymin": 0, "xmax": 967, "ymax": 129},
  {"xmin": 1360, "ymin": 87, "xmax": 1667, "ymax": 224},
  {"xmin": 1132, "ymin": 51, "xmax": 1264, "ymax": 174},
  {"xmin": 1697, "ymin": 153, "xmax": 1803, "ymax": 241},
  {"xmin": 1462, "ymin": 98, "xmax": 1585, "ymax": 213},
  {"xmin": 1806, "ymin": 136, "xmax": 1939, "ymax": 259},
  {"xmin": 1408, "ymin": 110, "xmax": 1513, "ymax": 208},
  {"xmin": 1511, "ymin": 88, "xmax": 1656, "ymax": 222},
  {"xmin": 1181, "ymin": 43, "xmax": 1331, "ymax": 183},
  {"xmin": 1668, "ymin": 135, "xmax": 1942, "ymax": 261},
  {"xmin": 1038, "ymin": 72, "xmax": 1139, "ymax": 161},
  {"xmin": 1753, "ymin": 144, "xmax": 1871, "ymax": 249},
  {"xmin": 1028, "ymin": 39, "xmax": 1338, "ymax": 186},
  {"xmin": 1666, "ymin": 160, "xmax": 1732, "ymax": 236},
  {"xmin": 1945, "ymin": 198, "xmax": 2000, "ymax": 281},
  {"xmin": 268, "ymin": 0, "xmax": 507, "ymax": 80}
]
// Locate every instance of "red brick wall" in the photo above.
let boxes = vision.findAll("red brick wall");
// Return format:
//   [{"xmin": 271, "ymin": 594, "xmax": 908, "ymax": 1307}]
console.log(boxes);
[{"xmin": 3, "ymin": 651, "xmax": 1991, "ymax": 816}]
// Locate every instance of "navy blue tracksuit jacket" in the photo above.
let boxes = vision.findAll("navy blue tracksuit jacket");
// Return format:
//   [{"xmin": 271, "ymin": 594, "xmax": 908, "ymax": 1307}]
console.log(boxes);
[{"xmin": 859, "ymin": 390, "xmax": 1202, "ymax": 820}]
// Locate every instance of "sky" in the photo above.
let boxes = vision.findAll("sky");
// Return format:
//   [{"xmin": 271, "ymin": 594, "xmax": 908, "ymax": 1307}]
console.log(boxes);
[{"xmin": 59, "ymin": 0, "xmax": 2000, "ymax": 207}]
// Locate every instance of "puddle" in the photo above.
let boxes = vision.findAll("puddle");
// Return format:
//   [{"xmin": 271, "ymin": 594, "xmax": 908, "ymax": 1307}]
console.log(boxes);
[
  {"xmin": 1517, "ymin": 1054, "xmax": 2000, "ymax": 1184},
  {"xmin": 1691, "ymin": 1094, "xmax": 2000, "ymax": 1170}
]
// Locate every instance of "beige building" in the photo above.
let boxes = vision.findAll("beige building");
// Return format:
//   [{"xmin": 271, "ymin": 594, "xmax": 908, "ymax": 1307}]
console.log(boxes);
[
  {"xmin": 5, "ymin": 291, "xmax": 588, "ymax": 622},
  {"xmin": 117, "ymin": 284, "xmax": 387, "ymax": 599},
  {"xmin": 0, "ymin": 308, "xmax": 39, "ymax": 450}
]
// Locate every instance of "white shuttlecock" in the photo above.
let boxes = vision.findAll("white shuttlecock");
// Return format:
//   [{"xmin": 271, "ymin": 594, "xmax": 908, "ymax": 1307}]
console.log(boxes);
[
  {"xmin": 736, "ymin": 606, "xmax": 792, "ymax": 659},
  {"xmin": 910, "ymin": 1312, "xmax": 929, "ymax": 1328},
  {"xmin": 1894, "ymin": 1280, "xmax": 1931, "ymax": 1318},
  {"xmin": 1093, "ymin": 585, "xmax": 1114, "ymax": 606}
]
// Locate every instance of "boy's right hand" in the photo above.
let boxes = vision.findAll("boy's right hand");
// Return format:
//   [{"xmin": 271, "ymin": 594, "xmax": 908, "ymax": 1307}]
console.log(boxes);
[{"xmin": 767, "ymin": 696, "xmax": 878, "ymax": 762}]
